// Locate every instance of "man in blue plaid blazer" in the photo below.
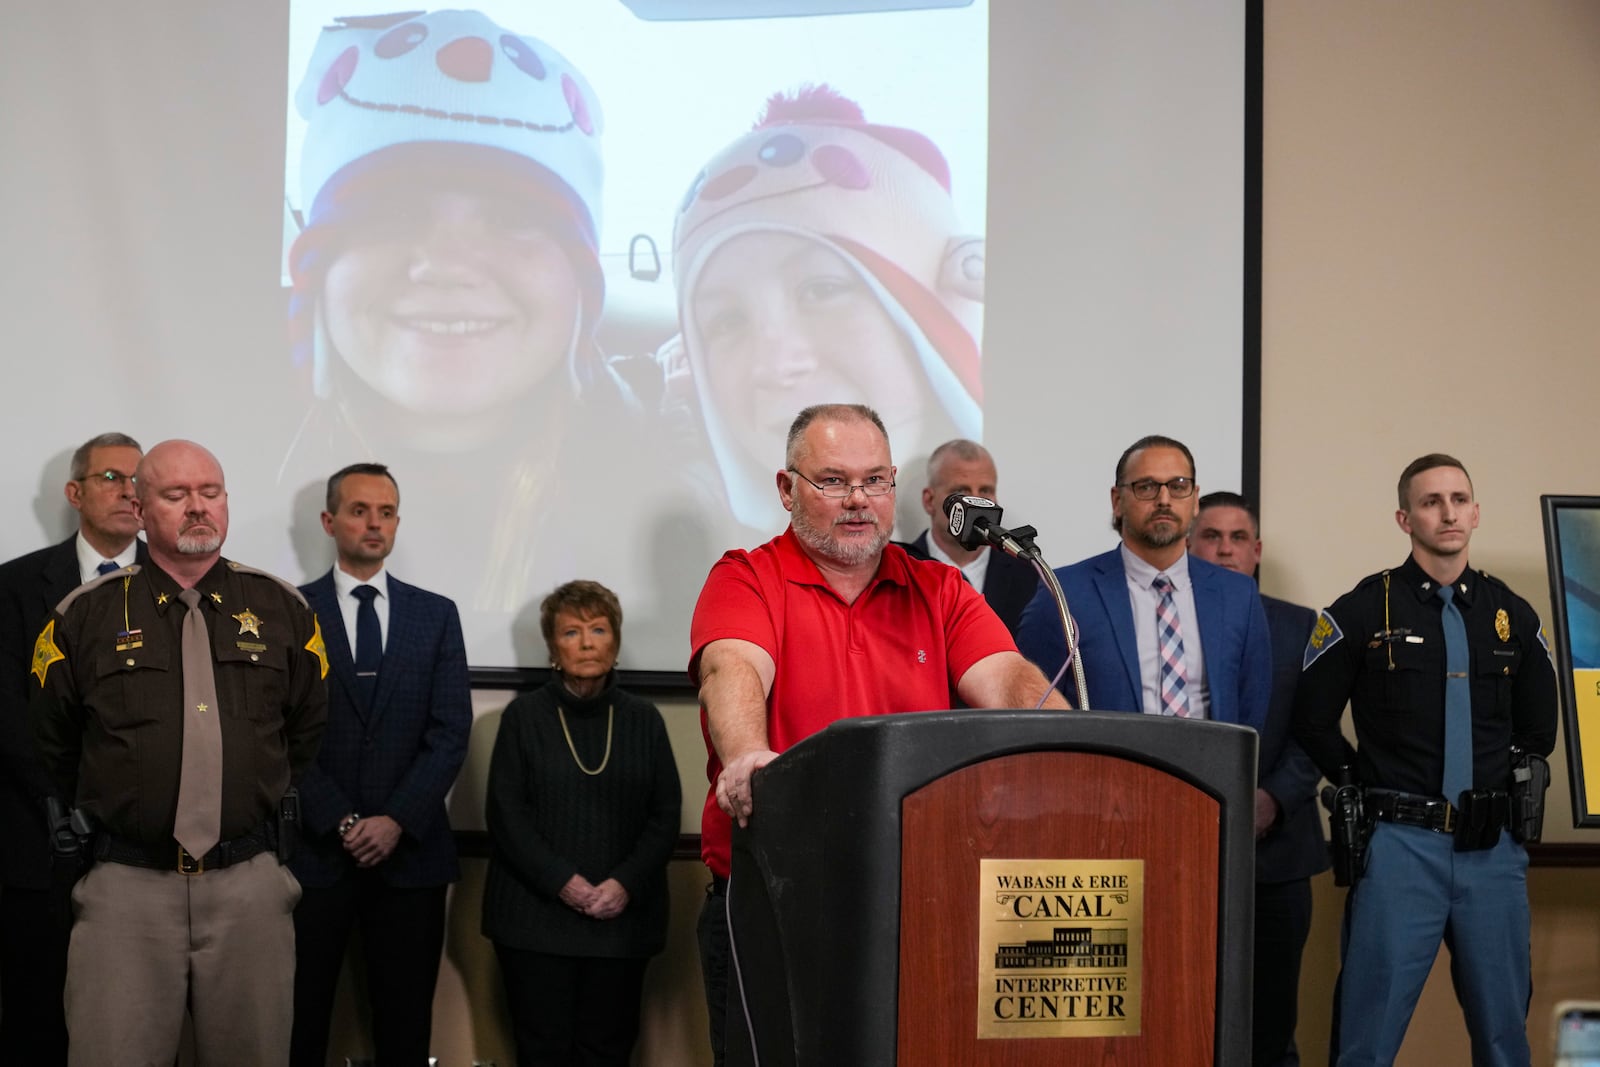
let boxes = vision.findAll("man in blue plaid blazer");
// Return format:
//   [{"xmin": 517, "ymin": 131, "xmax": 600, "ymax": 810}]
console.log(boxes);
[{"xmin": 289, "ymin": 463, "xmax": 471, "ymax": 1067}]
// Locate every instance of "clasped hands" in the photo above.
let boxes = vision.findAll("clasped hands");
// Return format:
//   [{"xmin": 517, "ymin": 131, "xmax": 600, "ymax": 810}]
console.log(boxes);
[
  {"xmin": 560, "ymin": 874, "xmax": 630, "ymax": 920},
  {"xmin": 342, "ymin": 814, "xmax": 402, "ymax": 868}
]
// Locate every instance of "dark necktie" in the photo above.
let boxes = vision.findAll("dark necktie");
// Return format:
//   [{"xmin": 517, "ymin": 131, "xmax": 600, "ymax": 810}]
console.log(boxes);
[
  {"xmin": 1437, "ymin": 584, "xmax": 1473, "ymax": 803},
  {"xmin": 353, "ymin": 585, "xmax": 381, "ymax": 710},
  {"xmin": 174, "ymin": 588, "xmax": 222, "ymax": 859},
  {"xmin": 1152, "ymin": 574, "xmax": 1190, "ymax": 718},
  {"xmin": 96, "ymin": 560, "xmax": 121, "ymax": 576}
]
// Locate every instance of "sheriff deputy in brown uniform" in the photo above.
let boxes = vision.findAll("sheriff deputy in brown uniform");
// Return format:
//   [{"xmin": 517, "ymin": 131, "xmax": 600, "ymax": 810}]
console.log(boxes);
[{"xmin": 30, "ymin": 440, "xmax": 327, "ymax": 1067}]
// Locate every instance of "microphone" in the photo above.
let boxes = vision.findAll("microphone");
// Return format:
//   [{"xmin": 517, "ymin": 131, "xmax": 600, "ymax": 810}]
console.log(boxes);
[
  {"xmin": 942, "ymin": 493, "xmax": 1037, "ymax": 560},
  {"xmin": 943, "ymin": 493, "xmax": 1002, "ymax": 551},
  {"xmin": 943, "ymin": 493, "xmax": 1086, "ymax": 707}
]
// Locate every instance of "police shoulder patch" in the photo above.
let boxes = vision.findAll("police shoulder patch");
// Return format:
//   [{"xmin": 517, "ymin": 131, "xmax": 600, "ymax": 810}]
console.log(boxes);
[
  {"xmin": 1303, "ymin": 609, "xmax": 1344, "ymax": 671},
  {"xmin": 31, "ymin": 619, "xmax": 65, "ymax": 687},
  {"xmin": 1536, "ymin": 618, "xmax": 1555, "ymax": 666}
]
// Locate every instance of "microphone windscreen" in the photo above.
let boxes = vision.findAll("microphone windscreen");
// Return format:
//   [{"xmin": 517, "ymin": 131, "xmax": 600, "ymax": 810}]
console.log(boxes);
[{"xmin": 943, "ymin": 493, "xmax": 1001, "ymax": 550}]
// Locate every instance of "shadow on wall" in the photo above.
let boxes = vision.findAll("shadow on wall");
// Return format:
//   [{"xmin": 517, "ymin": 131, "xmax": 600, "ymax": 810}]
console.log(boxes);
[{"xmin": 32, "ymin": 447, "xmax": 77, "ymax": 545}]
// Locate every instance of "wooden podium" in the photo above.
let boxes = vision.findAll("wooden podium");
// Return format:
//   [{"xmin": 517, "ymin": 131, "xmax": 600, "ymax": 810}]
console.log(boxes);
[{"xmin": 725, "ymin": 709, "xmax": 1257, "ymax": 1066}]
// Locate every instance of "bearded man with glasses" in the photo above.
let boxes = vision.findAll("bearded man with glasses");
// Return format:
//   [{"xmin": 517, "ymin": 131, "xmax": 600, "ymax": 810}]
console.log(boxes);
[
  {"xmin": 1016, "ymin": 434, "xmax": 1270, "ymax": 732},
  {"xmin": 687, "ymin": 402, "xmax": 1068, "ymax": 1065}
]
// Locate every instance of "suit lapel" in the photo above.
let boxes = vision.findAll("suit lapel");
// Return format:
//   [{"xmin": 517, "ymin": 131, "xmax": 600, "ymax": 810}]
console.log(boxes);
[
  {"xmin": 1092, "ymin": 552, "xmax": 1143, "ymax": 708},
  {"xmin": 42, "ymin": 537, "xmax": 81, "ymax": 606},
  {"xmin": 1188, "ymin": 563, "xmax": 1232, "ymax": 723},
  {"xmin": 981, "ymin": 547, "xmax": 1004, "ymax": 597},
  {"xmin": 370, "ymin": 577, "xmax": 413, "ymax": 727}
]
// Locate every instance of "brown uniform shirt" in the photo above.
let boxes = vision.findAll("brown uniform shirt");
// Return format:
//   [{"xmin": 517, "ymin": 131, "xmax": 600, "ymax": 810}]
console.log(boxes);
[{"xmin": 30, "ymin": 558, "xmax": 328, "ymax": 846}]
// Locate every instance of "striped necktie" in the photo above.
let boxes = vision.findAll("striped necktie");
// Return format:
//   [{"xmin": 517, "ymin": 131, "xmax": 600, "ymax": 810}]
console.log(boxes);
[{"xmin": 1152, "ymin": 574, "xmax": 1190, "ymax": 718}]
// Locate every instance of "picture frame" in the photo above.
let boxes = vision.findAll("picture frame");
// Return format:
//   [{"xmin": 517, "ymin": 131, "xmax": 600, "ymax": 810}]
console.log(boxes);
[{"xmin": 1539, "ymin": 494, "xmax": 1600, "ymax": 827}]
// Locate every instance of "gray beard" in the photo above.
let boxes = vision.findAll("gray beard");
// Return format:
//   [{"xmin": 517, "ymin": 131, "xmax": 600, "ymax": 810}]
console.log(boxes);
[
  {"xmin": 176, "ymin": 531, "xmax": 222, "ymax": 555},
  {"xmin": 792, "ymin": 506, "xmax": 887, "ymax": 568}
]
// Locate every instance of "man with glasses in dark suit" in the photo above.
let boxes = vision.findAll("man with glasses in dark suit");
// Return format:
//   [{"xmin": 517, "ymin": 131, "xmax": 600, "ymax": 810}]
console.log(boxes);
[{"xmin": 0, "ymin": 431, "xmax": 144, "ymax": 1065}]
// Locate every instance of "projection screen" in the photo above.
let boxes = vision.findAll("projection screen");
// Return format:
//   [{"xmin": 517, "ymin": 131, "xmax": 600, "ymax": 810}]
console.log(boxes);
[{"xmin": 0, "ymin": 1, "xmax": 1253, "ymax": 674}]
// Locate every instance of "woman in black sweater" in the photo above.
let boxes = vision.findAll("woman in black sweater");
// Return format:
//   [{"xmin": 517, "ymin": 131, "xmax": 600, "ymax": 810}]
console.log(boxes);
[{"xmin": 484, "ymin": 580, "xmax": 682, "ymax": 1066}]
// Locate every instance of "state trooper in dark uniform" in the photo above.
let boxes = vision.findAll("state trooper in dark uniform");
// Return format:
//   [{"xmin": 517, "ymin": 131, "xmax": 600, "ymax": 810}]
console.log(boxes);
[
  {"xmin": 30, "ymin": 440, "xmax": 327, "ymax": 1067},
  {"xmin": 1294, "ymin": 453, "xmax": 1555, "ymax": 1067}
]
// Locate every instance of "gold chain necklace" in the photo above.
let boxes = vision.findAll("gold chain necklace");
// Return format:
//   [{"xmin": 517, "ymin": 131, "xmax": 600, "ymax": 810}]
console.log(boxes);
[{"xmin": 557, "ymin": 704, "xmax": 613, "ymax": 776}]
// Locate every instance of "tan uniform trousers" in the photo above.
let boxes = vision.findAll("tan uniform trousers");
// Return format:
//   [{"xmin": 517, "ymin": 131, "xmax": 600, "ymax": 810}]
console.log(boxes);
[{"xmin": 66, "ymin": 851, "xmax": 300, "ymax": 1067}]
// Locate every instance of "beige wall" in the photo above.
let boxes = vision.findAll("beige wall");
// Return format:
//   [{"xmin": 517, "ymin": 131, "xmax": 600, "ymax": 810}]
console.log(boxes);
[
  {"xmin": 1262, "ymin": 1, "xmax": 1600, "ymax": 1063},
  {"xmin": 323, "ymin": 3, "xmax": 1600, "ymax": 1064}
]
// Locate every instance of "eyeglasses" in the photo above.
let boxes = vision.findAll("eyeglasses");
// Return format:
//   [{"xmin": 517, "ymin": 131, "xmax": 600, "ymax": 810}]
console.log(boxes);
[
  {"xmin": 80, "ymin": 470, "xmax": 137, "ymax": 489},
  {"xmin": 1118, "ymin": 477, "xmax": 1195, "ymax": 500},
  {"xmin": 787, "ymin": 467, "xmax": 895, "ymax": 499}
]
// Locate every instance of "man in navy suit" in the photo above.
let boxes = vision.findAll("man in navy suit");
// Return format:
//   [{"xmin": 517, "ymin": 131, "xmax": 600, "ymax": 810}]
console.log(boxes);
[
  {"xmin": 1016, "ymin": 435, "xmax": 1269, "ymax": 729},
  {"xmin": 898, "ymin": 439, "xmax": 1039, "ymax": 637},
  {"xmin": 290, "ymin": 463, "xmax": 472, "ymax": 1067},
  {"xmin": 0, "ymin": 431, "xmax": 143, "ymax": 1065},
  {"xmin": 1190, "ymin": 491, "xmax": 1328, "ymax": 1067}
]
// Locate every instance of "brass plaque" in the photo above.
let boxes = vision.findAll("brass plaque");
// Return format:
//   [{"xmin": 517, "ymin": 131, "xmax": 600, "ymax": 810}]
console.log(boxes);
[{"xmin": 975, "ymin": 858, "xmax": 1143, "ymax": 1039}]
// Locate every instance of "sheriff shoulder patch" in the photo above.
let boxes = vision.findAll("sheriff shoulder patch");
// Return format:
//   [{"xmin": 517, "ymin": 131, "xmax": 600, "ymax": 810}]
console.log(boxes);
[
  {"xmin": 31, "ymin": 620, "xmax": 65, "ymax": 687},
  {"xmin": 1303, "ymin": 609, "xmax": 1343, "ymax": 671},
  {"xmin": 305, "ymin": 615, "xmax": 329, "ymax": 680}
]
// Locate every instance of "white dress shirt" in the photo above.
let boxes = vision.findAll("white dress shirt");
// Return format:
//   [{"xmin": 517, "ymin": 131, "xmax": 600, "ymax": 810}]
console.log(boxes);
[
  {"xmin": 1120, "ymin": 544, "xmax": 1209, "ymax": 719},
  {"xmin": 75, "ymin": 532, "xmax": 139, "ymax": 584},
  {"xmin": 332, "ymin": 565, "xmax": 390, "ymax": 653},
  {"xmin": 925, "ymin": 534, "xmax": 992, "ymax": 591}
]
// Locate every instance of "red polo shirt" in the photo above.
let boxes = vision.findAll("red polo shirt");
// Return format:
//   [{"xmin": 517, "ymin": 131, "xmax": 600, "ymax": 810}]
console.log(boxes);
[{"xmin": 689, "ymin": 528, "xmax": 1014, "ymax": 876}]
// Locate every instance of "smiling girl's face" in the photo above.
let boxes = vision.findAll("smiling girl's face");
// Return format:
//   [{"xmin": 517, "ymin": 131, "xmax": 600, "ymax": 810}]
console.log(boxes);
[{"xmin": 323, "ymin": 189, "xmax": 581, "ymax": 416}]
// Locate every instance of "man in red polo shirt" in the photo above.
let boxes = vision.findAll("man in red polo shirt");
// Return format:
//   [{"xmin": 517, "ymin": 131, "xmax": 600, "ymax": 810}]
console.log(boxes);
[{"xmin": 688, "ymin": 402, "xmax": 1069, "ymax": 1065}]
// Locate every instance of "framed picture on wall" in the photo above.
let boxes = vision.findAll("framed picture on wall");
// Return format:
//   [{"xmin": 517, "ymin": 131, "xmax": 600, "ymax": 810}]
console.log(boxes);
[{"xmin": 1540, "ymin": 495, "xmax": 1600, "ymax": 828}]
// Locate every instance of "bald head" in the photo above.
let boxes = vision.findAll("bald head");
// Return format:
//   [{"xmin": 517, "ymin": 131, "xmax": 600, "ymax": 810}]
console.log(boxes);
[
  {"xmin": 133, "ymin": 440, "xmax": 229, "ymax": 563},
  {"xmin": 135, "ymin": 441, "xmax": 221, "ymax": 497},
  {"xmin": 922, "ymin": 438, "xmax": 999, "ymax": 560}
]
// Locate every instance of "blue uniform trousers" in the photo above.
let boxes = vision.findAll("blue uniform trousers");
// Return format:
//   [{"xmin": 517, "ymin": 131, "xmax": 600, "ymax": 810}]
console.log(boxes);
[{"xmin": 1334, "ymin": 822, "xmax": 1531, "ymax": 1067}]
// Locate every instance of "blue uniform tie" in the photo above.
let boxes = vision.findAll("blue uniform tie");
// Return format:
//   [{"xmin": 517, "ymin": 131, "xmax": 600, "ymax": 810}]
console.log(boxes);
[
  {"xmin": 1437, "ymin": 584, "xmax": 1473, "ymax": 803},
  {"xmin": 352, "ymin": 585, "xmax": 381, "ymax": 711},
  {"xmin": 95, "ymin": 560, "xmax": 121, "ymax": 576}
]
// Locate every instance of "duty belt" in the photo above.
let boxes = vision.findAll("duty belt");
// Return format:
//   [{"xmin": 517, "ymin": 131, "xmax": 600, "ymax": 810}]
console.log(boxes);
[
  {"xmin": 95, "ymin": 823, "xmax": 275, "ymax": 875},
  {"xmin": 1365, "ymin": 790, "xmax": 1459, "ymax": 834}
]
